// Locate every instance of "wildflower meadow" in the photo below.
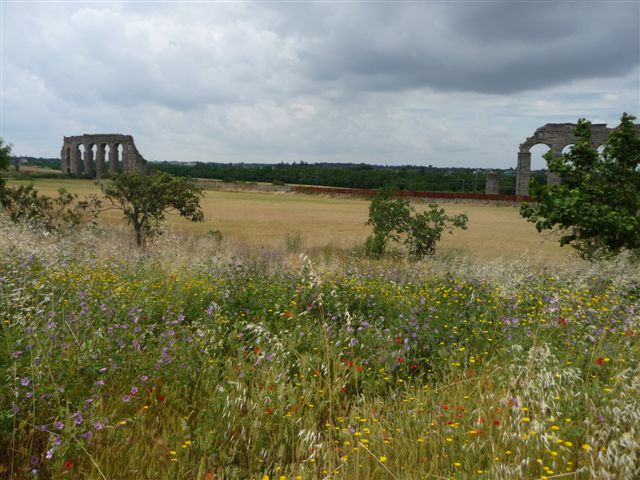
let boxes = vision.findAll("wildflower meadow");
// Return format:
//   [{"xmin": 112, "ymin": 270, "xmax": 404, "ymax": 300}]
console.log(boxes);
[{"xmin": 1, "ymin": 221, "xmax": 639, "ymax": 479}]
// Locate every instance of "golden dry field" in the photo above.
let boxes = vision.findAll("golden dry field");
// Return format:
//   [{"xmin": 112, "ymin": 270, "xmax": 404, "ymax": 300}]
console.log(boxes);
[{"xmin": 8, "ymin": 178, "xmax": 575, "ymax": 262}]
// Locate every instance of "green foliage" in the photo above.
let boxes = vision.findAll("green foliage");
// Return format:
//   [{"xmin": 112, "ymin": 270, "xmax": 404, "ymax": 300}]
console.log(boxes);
[
  {"xmin": 404, "ymin": 205, "xmax": 469, "ymax": 258},
  {"xmin": 0, "ymin": 137, "xmax": 12, "ymax": 192},
  {"xmin": 0, "ymin": 184, "xmax": 101, "ymax": 232},
  {"xmin": 100, "ymin": 172, "xmax": 204, "ymax": 247},
  {"xmin": 366, "ymin": 188, "xmax": 468, "ymax": 258},
  {"xmin": 521, "ymin": 113, "xmax": 640, "ymax": 258}
]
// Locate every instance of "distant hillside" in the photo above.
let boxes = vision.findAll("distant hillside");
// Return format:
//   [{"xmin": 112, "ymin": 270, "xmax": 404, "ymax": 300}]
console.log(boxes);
[{"xmin": 10, "ymin": 156, "xmax": 61, "ymax": 170}]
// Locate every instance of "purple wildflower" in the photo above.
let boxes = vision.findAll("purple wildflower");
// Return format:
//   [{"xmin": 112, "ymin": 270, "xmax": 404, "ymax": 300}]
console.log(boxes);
[{"xmin": 73, "ymin": 411, "xmax": 83, "ymax": 425}]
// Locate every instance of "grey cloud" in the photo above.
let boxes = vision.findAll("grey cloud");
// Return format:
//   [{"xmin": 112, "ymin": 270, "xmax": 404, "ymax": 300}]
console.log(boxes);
[
  {"xmin": 2, "ymin": 1, "xmax": 637, "ymax": 167},
  {"xmin": 287, "ymin": 2, "xmax": 639, "ymax": 94}
]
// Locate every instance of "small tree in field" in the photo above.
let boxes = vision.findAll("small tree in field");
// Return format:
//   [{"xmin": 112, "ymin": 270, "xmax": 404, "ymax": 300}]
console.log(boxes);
[
  {"xmin": 365, "ymin": 188, "xmax": 468, "ymax": 258},
  {"xmin": 101, "ymin": 172, "xmax": 204, "ymax": 247},
  {"xmin": 521, "ymin": 113, "xmax": 640, "ymax": 259}
]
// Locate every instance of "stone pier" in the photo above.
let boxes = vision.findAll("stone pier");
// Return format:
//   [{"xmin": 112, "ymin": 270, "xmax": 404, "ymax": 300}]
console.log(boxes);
[{"xmin": 485, "ymin": 171, "xmax": 499, "ymax": 195}]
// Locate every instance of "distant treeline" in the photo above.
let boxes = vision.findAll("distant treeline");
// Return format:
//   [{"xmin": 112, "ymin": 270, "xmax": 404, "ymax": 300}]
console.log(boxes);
[
  {"xmin": 11, "ymin": 156, "xmax": 549, "ymax": 194},
  {"xmin": 152, "ymin": 161, "xmax": 548, "ymax": 194},
  {"xmin": 11, "ymin": 156, "xmax": 61, "ymax": 169}
]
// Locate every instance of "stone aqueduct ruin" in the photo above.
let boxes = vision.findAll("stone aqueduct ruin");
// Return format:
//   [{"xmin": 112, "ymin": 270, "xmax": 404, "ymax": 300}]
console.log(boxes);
[
  {"xmin": 513, "ymin": 123, "xmax": 612, "ymax": 196},
  {"xmin": 483, "ymin": 122, "xmax": 640, "ymax": 196},
  {"xmin": 60, "ymin": 134, "xmax": 146, "ymax": 178}
]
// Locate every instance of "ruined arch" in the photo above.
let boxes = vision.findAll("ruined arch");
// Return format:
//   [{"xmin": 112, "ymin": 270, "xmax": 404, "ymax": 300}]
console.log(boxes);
[
  {"xmin": 515, "ymin": 123, "xmax": 612, "ymax": 196},
  {"xmin": 60, "ymin": 134, "xmax": 147, "ymax": 178}
]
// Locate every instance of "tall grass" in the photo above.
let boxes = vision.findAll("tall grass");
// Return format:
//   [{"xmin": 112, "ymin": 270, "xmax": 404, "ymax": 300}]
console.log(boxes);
[{"xmin": 1, "ymin": 221, "xmax": 638, "ymax": 479}]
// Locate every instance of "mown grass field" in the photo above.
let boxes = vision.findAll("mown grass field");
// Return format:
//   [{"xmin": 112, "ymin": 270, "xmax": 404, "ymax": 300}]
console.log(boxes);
[
  {"xmin": 3, "ymin": 177, "xmax": 637, "ymax": 480},
  {"xmin": 8, "ymin": 178, "xmax": 573, "ymax": 262}
]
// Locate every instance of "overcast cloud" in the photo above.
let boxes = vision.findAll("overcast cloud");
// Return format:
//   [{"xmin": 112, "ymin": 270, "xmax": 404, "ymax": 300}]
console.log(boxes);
[{"xmin": 1, "ymin": 1, "xmax": 638, "ymax": 168}]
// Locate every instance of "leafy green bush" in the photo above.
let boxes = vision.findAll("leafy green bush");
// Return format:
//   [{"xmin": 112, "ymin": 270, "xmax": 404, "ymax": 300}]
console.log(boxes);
[{"xmin": 366, "ymin": 188, "xmax": 468, "ymax": 258}]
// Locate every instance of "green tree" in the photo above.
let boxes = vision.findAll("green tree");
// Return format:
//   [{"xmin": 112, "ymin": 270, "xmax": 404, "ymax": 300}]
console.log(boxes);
[
  {"xmin": 101, "ymin": 172, "xmax": 204, "ymax": 247},
  {"xmin": 521, "ymin": 113, "xmax": 640, "ymax": 258},
  {"xmin": 365, "ymin": 188, "xmax": 468, "ymax": 258}
]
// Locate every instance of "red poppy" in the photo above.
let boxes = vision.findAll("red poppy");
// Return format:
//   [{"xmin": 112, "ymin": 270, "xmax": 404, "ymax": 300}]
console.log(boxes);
[
  {"xmin": 410, "ymin": 364, "xmax": 418, "ymax": 369},
  {"xmin": 595, "ymin": 357, "xmax": 606, "ymax": 366},
  {"xmin": 395, "ymin": 335, "xmax": 403, "ymax": 345},
  {"xmin": 398, "ymin": 357, "xmax": 405, "ymax": 364},
  {"xmin": 157, "ymin": 394, "xmax": 165, "ymax": 402},
  {"xmin": 493, "ymin": 419, "xmax": 501, "ymax": 426},
  {"xmin": 63, "ymin": 460, "xmax": 74, "ymax": 470}
]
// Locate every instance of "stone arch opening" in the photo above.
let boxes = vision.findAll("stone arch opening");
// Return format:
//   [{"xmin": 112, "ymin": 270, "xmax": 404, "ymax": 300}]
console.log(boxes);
[
  {"xmin": 117, "ymin": 144, "xmax": 124, "ymax": 169},
  {"xmin": 103, "ymin": 144, "xmax": 111, "ymax": 174},
  {"xmin": 529, "ymin": 143, "xmax": 550, "ymax": 171},
  {"xmin": 561, "ymin": 144, "xmax": 574, "ymax": 155},
  {"xmin": 78, "ymin": 144, "xmax": 86, "ymax": 175}
]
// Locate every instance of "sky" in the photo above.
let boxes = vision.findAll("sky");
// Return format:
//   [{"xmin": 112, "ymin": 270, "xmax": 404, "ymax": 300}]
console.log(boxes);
[{"xmin": 1, "ymin": 1, "xmax": 638, "ymax": 169}]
